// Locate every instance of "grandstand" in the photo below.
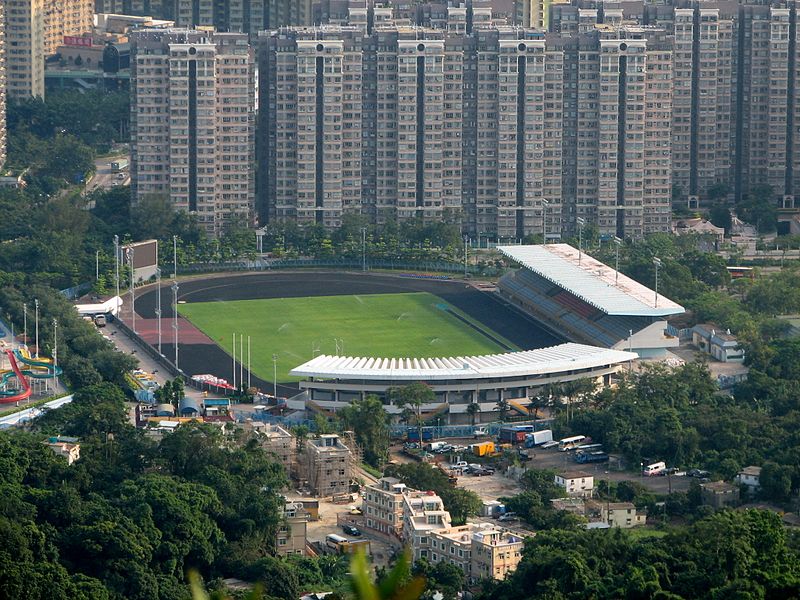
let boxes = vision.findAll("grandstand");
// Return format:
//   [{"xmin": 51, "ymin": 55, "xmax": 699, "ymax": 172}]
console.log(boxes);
[
  {"xmin": 290, "ymin": 343, "xmax": 638, "ymax": 424},
  {"xmin": 498, "ymin": 244, "xmax": 685, "ymax": 357}
]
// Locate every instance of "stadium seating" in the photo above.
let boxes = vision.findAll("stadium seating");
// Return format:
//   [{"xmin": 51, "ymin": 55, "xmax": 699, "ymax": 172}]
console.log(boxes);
[{"xmin": 498, "ymin": 269, "xmax": 658, "ymax": 348}]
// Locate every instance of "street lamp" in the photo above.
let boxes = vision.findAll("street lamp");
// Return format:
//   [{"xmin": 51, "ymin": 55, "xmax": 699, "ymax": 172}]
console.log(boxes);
[
  {"xmin": 541, "ymin": 199, "xmax": 549, "ymax": 244},
  {"xmin": 463, "ymin": 236, "xmax": 469, "ymax": 277},
  {"xmin": 173, "ymin": 235, "xmax": 178, "ymax": 280},
  {"xmin": 361, "ymin": 227, "xmax": 367, "ymax": 272},
  {"xmin": 171, "ymin": 281, "xmax": 179, "ymax": 371},
  {"xmin": 272, "ymin": 354, "xmax": 278, "ymax": 398},
  {"xmin": 613, "ymin": 236, "xmax": 623, "ymax": 285},
  {"xmin": 155, "ymin": 267, "xmax": 162, "ymax": 355},
  {"xmin": 113, "ymin": 235, "xmax": 120, "ymax": 305},
  {"xmin": 34, "ymin": 298, "xmax": 39, "ymax": 359},
  {"xmin": 22, "ymin": 303, "xmax": 27, "ymax": 346},
  {"xmin": 576, "ymin": 217, "xmax": 585, "ymax": 265},
  {"xmin": 127, "ymin": 246, "xmax": 136, "ymax": 334},
  {"xmin": 653, "ymin": 257, "xmax": 662, "ymax": 308},
  {"xmin": 52, "ymin": 318, "xmax": 59, "ymax": 390}
]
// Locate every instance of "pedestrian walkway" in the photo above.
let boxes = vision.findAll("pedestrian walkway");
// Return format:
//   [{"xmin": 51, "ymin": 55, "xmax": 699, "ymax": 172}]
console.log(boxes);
[{"xmin": 104, "ymin": 320, "xmax": 204, "ymax": 402}]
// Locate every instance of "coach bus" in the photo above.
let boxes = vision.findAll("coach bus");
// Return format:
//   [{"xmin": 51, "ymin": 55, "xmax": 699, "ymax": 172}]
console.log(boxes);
[
  {"xmin": 558, "ymin": 435, "xmax": 587, "ymax": 451},
  {"xmin": 727, "ymin": 266, "xmax": 755, "ymax": 280}
]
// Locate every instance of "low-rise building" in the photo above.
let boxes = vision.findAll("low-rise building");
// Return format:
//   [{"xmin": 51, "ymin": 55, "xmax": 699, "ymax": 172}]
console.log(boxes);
[
  {"xmin": 276, "ymin": 501, "xmax": 309, "ymax": 556},
  {"xmin": 303, "ymin": 434, "xmax": 352, "ymax": 498},
  {"xmin": 43, "ymin": 436, "xmax": 80, "ymax": 465},
  {"xmin": 736, "ymin": 466, "xmax": 762, "ymax": 490},
  {"xmin": 404, "ymin": 490, "xmax": 452, "ymax": 548},
  {"xmin": 692, "ymin": 324, "xmax": 745, "ymax": 363},
  {"xmin": 598, "ymin": 502, "xmax": 646, "ymax": 528},
  {"xmin": 673, "ymin": 218, "xmax": 725, "ymax": 246},
  {"xmin": 253, "ymin": 422, "xmax": 294, "ymax": 475},
  {"xmin": 470, "ymin": 527, "xmax": 525, "ymax": 581},
  {"xmin": 700, "ymin": 481, "xmax": 740, "ymax": 509},
  {"xmin": 363, "ymin": 477, "xmax": 408, "ymax": 539},
  {"xmin": 555, "ymin": 471, "xmax": 594, "ymax": 498},
  {"xmin": 411, "ymin": 522, "xmax": 524, "ymax": 582}
]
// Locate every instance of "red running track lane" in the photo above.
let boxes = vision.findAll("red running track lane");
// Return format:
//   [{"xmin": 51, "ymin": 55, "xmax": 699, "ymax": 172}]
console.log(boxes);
[
  {"xmin": 128, "ymin": 317, "xmax": 215, "ymax": 345},
  {"xmin": 0, "ymin": 349, "xmax": 32, "ymax": 404}
]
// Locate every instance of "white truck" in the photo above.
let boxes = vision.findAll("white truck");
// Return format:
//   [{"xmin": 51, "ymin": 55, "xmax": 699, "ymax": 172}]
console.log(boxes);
[
  {"xmin": 426, "ymin": 441, "xmax": 447, "ymax": 452},
  {"xmin": 524, "ymin": 429, "xmax": 554, "ymax": 448}
]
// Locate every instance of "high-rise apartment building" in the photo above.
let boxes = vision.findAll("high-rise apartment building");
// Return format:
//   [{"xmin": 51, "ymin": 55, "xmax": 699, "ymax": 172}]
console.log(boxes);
[
  {"xmin": 4, "ymin": 0, "xmax": 92, "ymax": 100},
  {"xmin": 550, "ymin": 0, "xmax": 800, "ymax": 210},
  {"xmin": 4, "ymin": 0, "xmax": 45, "ymax": 99},
  {"xmin": 44, "ymin": 0, "xmax": 94, "ymax": 56},
  {"xmin": 258, "ymin": 8, "xmax": 671, "ymax": 239},
  {"xmin": 0, "ymin": 1, "xmax": 6, "ymax": 172},
  {"xmin": 130, "ymin": 29, "xmax": 255, "ymax": 235},
  {"xmin": 172, "ymin": 0, "xmax": 314, "ymax": 35}
]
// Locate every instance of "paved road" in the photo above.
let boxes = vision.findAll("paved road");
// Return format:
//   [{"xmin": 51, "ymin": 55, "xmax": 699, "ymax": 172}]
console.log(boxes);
[
  {"xmin": 103, "ymin": 320, "xmax": 205, "ymax": 403},
  {"xmin": 84, "ymin": 156, "xmax": 129, "ymax": 196}
]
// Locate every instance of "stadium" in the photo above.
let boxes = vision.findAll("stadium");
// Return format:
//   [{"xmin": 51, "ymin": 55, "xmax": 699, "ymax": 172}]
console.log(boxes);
[{"xmin": 131, "ymin": 244, "xmax": 682, "ymax": 423}]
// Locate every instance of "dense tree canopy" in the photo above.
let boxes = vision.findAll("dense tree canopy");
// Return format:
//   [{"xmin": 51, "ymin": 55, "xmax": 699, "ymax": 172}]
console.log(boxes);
[{"xmin": 479, "ymin": 510, "xmax": 800, "ymax": 600}]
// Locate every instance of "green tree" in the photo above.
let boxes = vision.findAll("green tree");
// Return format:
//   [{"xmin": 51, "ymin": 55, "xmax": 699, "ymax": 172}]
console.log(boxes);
[
  {"xmin": 390, "ymin": 383, "xmax": 435, "ymax": 445},
  {"xmin": 339, "ymin": 395, "xmax": 391, "ymax": 469},
  {"xmin": 466, "ymin": 401, "xmax": 481, "ymax": 427},
  {"xmin": 495, "ymin": 397, "xmax": 510, "ymax": 423},
  {"xmin": 441, "ymin": 487, "xmax": 482, "ymax": 526}
]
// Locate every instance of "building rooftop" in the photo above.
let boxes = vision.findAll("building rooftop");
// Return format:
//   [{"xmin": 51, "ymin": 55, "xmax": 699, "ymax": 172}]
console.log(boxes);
[
  {"xmin": 701, "ymin": 481, "xmax": 738, "ymax": 493},
  {"xmin": 290, "ymin": 343, "xmax": 637, "ymax": 381},
  {"xmin": 557, "ymin": 471, "xmax": 593, "ymax": 480},
  {"xmin": 498, "ymin": 244, "xmax": 685, "ymax": 317},
  {"xmin": 740, "ymin": 466, "xmax": 762, "ymax": 477}
]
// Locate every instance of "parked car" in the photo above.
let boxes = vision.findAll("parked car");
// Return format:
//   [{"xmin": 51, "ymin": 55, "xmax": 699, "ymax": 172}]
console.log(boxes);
[
  {"xmin": 451, "ymin": 461, "xmax": 468, "ymax": 470},
  {"xmin": 451, "ymin": 445, "xmax": 467, "ymax": 453},
  {"xmin": 498, "ymin": 512, "xmax": 519, "ymax": 522},
  {"xmin": 473, "ymin": 427, "xmax": 488, "ymax": 438},
  {"xmin": 687, "ymin": 469, "xmax": 711, "ymax": 479},
  {"xmin": 342, "ymin": 524, "xmax": 361, "ymax": 536},
  {"xmin": 540, "ymin": 440, "xmax": 559, "ymax": 449}
]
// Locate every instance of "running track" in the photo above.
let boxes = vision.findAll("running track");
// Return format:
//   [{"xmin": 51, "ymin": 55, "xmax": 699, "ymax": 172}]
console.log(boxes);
[{"xmin": 132, "ymin": 271, "xmax": 562, "ymax": 394}]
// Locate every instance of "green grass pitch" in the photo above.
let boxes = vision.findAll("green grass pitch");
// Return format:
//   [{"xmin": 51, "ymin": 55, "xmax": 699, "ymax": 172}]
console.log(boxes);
[{"xmin": 177, "ymin": 292, "xmax": 517, "ymax": 382}]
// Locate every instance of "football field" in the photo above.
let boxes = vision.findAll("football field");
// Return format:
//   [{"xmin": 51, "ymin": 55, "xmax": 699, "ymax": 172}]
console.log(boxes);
[{"xmin": 177, "ymin": 292, "xmax": 516, "ymax": 382}]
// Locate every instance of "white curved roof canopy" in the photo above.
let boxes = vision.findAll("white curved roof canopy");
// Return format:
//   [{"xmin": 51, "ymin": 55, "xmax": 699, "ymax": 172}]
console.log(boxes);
[
  {"xmin": 498, "ymin": 244, "xmax": 684, "ymax": 317},
  {"xmin": 290, "ymin": 343, "xmax": 638, "ymax": 382}
]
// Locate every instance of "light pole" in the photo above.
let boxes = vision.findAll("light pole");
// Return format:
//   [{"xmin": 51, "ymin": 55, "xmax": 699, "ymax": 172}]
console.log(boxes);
[
  {"xmin": 361, "ymin": 227, "xmax": 367, "ymax": 272},
  {"xmin": 155, "ymin": 267, "xmax": 162, "ymax": 355},
  {"xmin": 23, "ymin": 303, "xmax": 27, "ymax": 346},
  {"xmin": 232, "ymin": 332, "xmax": 237, "ymax": 390},
  {"xmin": 463, "ymin": 236, "xmax": 469, "ymax": 277},
  {"xmin": 541, "ymin": 198, "xmax": 549, "ymax": 244},
  {"xmin": 53, "ymin": 319, "xmax": 58, "ymax": 390},
  {"xmin": 173, "ymin": 235, "xmax": 178, "ymax": 279},
  {"xmin": 653, "ymin": 257, "xmax": 662, "ymax": 308},
  {"xmin": 113, "ymin": 235, "xmax": 120, "ymax": 308},
  {"xmin": 247, "ymin": 335, "xmax": 251, "ymax": 389},
  {"xmin": 127, "ymin": 247, "xmax": 136, "ymax": 333},
  {"xmin": 613, "ymin": 236, "xmax": 623, "ymax": 285},
  {"xmin": 34, "ymin": 298, "xmax": 39, "ymax": 359},
  {"xmin": 96, "ymin": 250, "xmax": 100, "ymax": 281},
  {"xmin": 256, "ymin": 228, "xmax": 265, "ymax": 254},
  {"xmin": 576, "ymin": 217, "xmax": 585, "ymax": 265},
  {"xmin": 239, "ymin": 333, "xmax": 244, "ymax": 391},
  {"xmin": 272, "ymin": 354, "xmax": 278, "ymax": 398},
  {"xmin": 171, "ymin": 281, "xmax": 179, "ymax": 371}
]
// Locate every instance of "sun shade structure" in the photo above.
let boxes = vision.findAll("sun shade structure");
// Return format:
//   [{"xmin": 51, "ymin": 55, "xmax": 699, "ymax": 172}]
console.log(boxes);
[
  {"xmin": 497, "ymin": 244, "xmax": 684, "ymax": 317},
  {"xmin": 290, "ymin": 343, "xmax": 637, "ymax": 381}
]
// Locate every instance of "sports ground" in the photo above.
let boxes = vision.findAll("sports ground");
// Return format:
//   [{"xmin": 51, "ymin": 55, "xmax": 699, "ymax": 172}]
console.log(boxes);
[
  {"xmin": 133, "ymin": 271, "xmax": 562, "ymax": 394},
  {"xmin": 177, "ymin": 292, "xmax": 516, "ymax": 382}
]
